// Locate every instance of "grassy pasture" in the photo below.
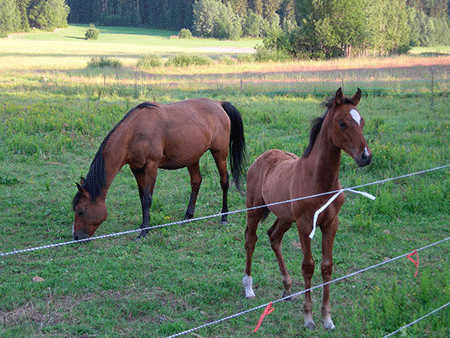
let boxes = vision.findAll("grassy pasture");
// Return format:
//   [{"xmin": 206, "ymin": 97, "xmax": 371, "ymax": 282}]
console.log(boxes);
[{"xmin": 1, "ymin": 27, "xmax": 450, "ymax": 337}]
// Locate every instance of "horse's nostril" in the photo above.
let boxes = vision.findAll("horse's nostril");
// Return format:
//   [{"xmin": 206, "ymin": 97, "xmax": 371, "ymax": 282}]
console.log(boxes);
[{"xmin": 73, "ymin": 235, "xmax": 79, "ymax": 240}]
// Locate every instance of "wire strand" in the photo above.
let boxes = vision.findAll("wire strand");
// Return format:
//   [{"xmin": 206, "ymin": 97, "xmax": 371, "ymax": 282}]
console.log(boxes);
[
  {"xmin": 166, "ymin": 236, "xmax": 450, "ymax": 338},
  {"xmin": 1, "ymin": 164, "xmax": 449, "ymax": 258}
]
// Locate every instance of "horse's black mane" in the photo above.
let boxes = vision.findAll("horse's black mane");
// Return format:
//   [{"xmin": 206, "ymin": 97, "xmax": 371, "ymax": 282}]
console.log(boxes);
[
  {"xmin": 302, "ymin": 96, "xmax": 356, "ymax": 158},
  {"xmin": 72, "ymin": 102, "xmax": 158, "ymax": 210}
]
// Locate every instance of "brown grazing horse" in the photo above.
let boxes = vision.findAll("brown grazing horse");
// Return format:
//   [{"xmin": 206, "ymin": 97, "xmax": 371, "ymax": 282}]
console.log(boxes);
[
  {"xmin": 72, "ymin": 98, "xmax": 245, "ymax": 240},
  {"xmin": 243, "ymin": 88, "xmax": 372, "ymax": 330}
]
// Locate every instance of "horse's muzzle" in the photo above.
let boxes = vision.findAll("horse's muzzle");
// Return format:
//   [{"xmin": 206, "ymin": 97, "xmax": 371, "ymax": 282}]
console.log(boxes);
[
  {"xmin": 355, "ymin": 147, "xmax": 372, "ymax": 167},
  {"xmin": 73, "ymin": 230, "xmax": 90, "ymax": 241}
]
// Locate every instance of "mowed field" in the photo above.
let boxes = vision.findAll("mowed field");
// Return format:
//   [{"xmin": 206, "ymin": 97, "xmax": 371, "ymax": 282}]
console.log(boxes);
[{"xmin": 0, "ymin": 26, "xmax": 449, "ymax": 337}]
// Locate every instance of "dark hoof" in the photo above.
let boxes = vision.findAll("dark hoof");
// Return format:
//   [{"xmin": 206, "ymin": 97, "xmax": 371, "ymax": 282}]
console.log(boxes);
[
  {"xmin": 282, "ymin": 291, "xmax": 295, "ymax": 301},
  {"xmin": 137, "ymin": 230, "xmax": 148, "ymax": 240}
]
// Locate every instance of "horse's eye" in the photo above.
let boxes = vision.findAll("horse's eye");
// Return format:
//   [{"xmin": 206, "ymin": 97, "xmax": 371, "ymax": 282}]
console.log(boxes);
[
  {"xmin": 77, "ymin": 210, "xmax": 86, "ymax": 217},
  {"xmin": 338, "ymin": 121, "xmax": 346, "ymax": 129}
]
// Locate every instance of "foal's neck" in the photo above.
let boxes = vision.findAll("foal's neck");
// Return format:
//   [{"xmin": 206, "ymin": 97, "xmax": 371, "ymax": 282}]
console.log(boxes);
[{"xmin": 308, "ymin": 121, "xmax": 342, "ymax": 190}]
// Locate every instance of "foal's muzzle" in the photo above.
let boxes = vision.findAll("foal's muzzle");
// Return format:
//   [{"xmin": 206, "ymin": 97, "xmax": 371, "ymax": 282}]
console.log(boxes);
[{"xmin": 355, "ymin": 147, "xmax": 372, "ymax": 167}]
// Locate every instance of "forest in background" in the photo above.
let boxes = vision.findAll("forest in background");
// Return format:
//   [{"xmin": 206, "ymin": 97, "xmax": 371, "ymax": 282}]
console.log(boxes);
[{"xmin": 1, "ymin": 0, "xmax": 450, "ymax": 58}]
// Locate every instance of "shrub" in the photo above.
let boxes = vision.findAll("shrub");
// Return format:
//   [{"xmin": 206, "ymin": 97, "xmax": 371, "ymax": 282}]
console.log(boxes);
[
  {"xmin": 237, "ymin": 53, "xmax": 254, "ymax": 62},
  {"xmin": 87, "ymin": 56, "xmax": 122, "ymax": 69},
  {"xmin": 219, "ymin": 55, "xmax": 234, "ymax": 65},
  {"xmin": 85, "ymin": 24, "xmax": 99, "ymax": 40},
  {"xmin": 178, "ymin": 28, "xmax": 192, "ymax": 39},
  {"xmin": 166, "ymin": 54, "xmax": 212, "ymax": 67},
  {"xmin": 254, "ymin": 47, "xmax": 291, "ymax": 62},
  {"xmin": 137, "ymin": 54, "xmax": 163, "ymax": 68}
]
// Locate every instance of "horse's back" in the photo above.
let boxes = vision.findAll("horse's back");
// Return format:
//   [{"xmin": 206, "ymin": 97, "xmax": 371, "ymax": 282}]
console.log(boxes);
[{"xmin": 125, "ymin": 98, "xmax": 230, "ymax": 170}]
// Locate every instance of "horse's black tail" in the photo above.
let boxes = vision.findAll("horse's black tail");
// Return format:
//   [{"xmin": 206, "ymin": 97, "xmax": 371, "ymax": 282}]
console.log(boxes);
[{"xmin": 221, "ymin": 101, "xmax": 246, "ymax": 192}]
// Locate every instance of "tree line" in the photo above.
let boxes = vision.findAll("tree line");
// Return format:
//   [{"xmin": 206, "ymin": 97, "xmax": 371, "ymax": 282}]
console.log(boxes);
[
  {"xmin": 1, "ymin": 0, "xmax": 449, "ymax": 58},
  {"xmin": 0, "ymin": 0, "xmax": 69, "ymax": 36}
]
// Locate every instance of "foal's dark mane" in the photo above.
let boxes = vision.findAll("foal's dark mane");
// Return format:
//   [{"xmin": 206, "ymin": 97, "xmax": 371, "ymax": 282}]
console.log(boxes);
[
  {"xmin": 72, "ymin": 102, "xmax": 157, "ymax": 210},
  {"xmin": 302, "ymin": 96, "xmax": 356, "ymax": 158}
]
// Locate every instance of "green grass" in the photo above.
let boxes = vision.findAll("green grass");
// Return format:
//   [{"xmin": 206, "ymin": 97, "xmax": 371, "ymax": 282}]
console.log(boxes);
[{"xmin": 0, "ymin": 26, "xmax": 449, "ymax": 337}]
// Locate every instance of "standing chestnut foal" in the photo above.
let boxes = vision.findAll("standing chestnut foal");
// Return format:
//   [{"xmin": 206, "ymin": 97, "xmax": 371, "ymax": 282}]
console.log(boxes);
[{"xmin": 243, "ymin": 88, "xmax": 372, "ymax": 329}]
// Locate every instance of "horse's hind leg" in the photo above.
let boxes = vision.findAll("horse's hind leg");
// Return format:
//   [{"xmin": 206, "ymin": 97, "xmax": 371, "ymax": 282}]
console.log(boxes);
[
  {"xmin": 211, "ymin": 151, "xmax": 229, "ymax": 224},
  {"xmin": 268, "ymin": 218, "xmax": 293, "ymax": 298},
  {"xmin": 184, "ymin": 161, "xmax": 202, "ymax": 221}
]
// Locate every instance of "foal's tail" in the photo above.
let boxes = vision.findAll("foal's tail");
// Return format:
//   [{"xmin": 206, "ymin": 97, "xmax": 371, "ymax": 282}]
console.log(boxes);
[{"xmin": 221, "ymin": 101, "xmax": 246, "ymax": 192}]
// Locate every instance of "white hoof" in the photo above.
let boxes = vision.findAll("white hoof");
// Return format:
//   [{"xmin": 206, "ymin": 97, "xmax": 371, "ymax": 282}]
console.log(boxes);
[
  {"xmin": 304, "ymin": 314, "xmax": 315, "ymax": 330},
  {"xmin": 323, "ymin": 317, "xmax": 335, "ymax": 330},
  {"xmin": 242, "ymin": 275, "xmax": 255, "ymax": 298}
]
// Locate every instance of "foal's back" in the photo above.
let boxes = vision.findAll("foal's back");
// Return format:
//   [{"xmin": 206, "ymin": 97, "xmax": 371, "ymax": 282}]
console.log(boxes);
[{"xmin": 246, "ymin": 149, "xmax": 302, "ymax": 222}]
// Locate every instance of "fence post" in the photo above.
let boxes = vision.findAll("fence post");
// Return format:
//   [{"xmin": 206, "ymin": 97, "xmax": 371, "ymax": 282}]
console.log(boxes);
[{"xmin": 430, "ymin": 66, "xmax": 434, "ymax": 112}]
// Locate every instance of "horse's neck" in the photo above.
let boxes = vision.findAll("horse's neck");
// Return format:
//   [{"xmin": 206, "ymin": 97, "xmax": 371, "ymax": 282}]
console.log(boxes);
[{"xmin": 100, "ymin": 137, "xmax": 128, "ymax": 200}]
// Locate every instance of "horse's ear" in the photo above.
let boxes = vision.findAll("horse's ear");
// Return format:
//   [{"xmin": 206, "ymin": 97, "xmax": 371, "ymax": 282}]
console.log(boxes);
[
  {"xmin": 335, "ymin": 87, "xmax": 343, "ymax": 106},
  {"xmin": 352, "ymin": 88, "xmax": 362, "ymax": 106},
  {"xmin": 75, "ymin": 182, "xmax": 90, "ymax": 199},
  {"xmin": 80, "ymin": 177, "xmax": 85, "ymax": 185},
  {"xmin": 76, "ymin": 182, "xmax": 84, "ymax": 194}
]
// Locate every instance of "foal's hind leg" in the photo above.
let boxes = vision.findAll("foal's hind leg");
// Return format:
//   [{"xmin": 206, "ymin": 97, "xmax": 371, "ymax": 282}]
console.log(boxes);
[
  {"xmin": 268, "ymin": 218, "xmax": 293, "ymax": 298},
  {"xmin": 184, "ymin": 161, "xmax": 202, "ymax": 221},
  {"xmin": 243, "ymin": 207, "xmax": 266, "ymax": 298}
]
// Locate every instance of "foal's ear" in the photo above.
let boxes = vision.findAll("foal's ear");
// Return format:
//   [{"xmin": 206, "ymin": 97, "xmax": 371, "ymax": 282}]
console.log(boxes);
[
  {"xmin": 352, "ymin": 88, "xmax": 362, "ymax": 106},
  {"xmin": 335, "ymin": 87, "xmax": 343, "ymax": 105},
  {"xmin": 80, "ymin": 177, "xmax": 86, "ymax": 185}
]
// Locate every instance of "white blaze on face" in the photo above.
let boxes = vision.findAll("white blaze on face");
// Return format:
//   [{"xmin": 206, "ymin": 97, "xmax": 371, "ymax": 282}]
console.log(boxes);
[{"xmin": 350, "ymin": 109, "xmax": 361, "ymax": 125}]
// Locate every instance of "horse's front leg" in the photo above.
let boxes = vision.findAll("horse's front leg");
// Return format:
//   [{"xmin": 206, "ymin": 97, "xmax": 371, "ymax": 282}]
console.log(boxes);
[
  {"xmin": 320, "ymin": 219, "xmax": 339, "ymax": 330},
  {"xmin": 132, "ymin": 165, "xmax": 157, "ymax": 239},
  {"xmin": 184, "ymin": 161, "xmax": 202, "ymax": 221}
]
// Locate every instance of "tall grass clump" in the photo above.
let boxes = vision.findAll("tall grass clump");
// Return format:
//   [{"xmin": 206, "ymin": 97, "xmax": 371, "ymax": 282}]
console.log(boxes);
[
  {"xmin": 166, "ymin": 54, "xmax": 213, "ymax": 67},
  {"xmin": 254, "ymin": 47, "xmax": 292, "ymax": 62},
  {"xmin": 137, "ymin": 54, "xmax": 163, "ymax": 68},
  {"xmin": 87, "ymin": 57, "xmax": 123, "ymax": 69},
  {"xmin": 352, "ymin": 267, "xmax": 450, "ymax": 336}
]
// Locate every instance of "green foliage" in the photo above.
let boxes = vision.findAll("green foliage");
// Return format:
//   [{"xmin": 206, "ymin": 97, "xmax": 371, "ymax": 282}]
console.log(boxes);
[
  {"xmin": 0, "ymin": 0, "xmax": 21, "ymax": 37},
  {"xmin": 166, "ymin": 54, "xmax": 213, "ymax": 67},
  {"xmin": 28, "ymin": 0, "xmax": 69, "ymax": 30},
  {"xmin": 360, "ymin": 267, "xmax": 450, "ymax": 336},
  {"xmin": 87, "ymin": 56, "xmax": 123, "ymax": 69},
  {"xmin": 254, "ymin": 46, "xmax": 292, "ymax": 62},
  {"xmin": 193, "ymin": 0, "xmax": 242, "ymax": 40},
  {"xmin": 85, "ymin": 24, "xmax": 99, "ymax": 40},
  {"xmin": 136, "ymin": 54, "xmax": 163, "ymax": 68},
  {"xmin": 178, "ymin": 28, "xmax": 192, "ymax": 39}
]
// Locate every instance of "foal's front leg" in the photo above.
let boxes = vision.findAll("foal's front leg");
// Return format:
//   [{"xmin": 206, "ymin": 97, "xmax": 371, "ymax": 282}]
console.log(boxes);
[
  {"xmin": 320, "ymin": 219, "xmax": 339, "ymax": 330},
  {"xmin": 298, "ymin": 225, "xmax": 316, "ymax": 330}
]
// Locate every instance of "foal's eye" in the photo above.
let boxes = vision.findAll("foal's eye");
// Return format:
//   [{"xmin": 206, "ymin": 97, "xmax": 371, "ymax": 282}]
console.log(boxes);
[
  {"xmin": 338, "ymin": 121, "xmax": 346, "ymax": 129},
  {"xmin": 77, "ymin": 210, "xmax": 86, "ymax": 217}
]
